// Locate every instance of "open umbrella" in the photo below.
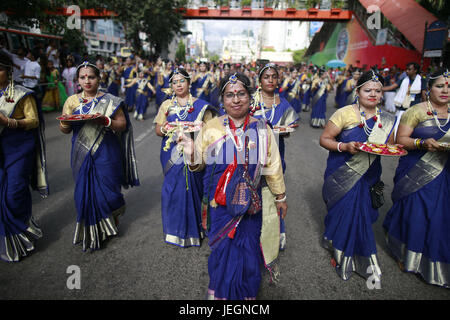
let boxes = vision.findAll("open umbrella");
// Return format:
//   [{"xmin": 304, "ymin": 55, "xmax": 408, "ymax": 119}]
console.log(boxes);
[{"xmin": 326, "ymin": 60, "xmax": 346, "ymax": 68}]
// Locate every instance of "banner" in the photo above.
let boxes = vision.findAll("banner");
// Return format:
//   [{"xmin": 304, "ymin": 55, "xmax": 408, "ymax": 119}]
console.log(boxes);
[{"xmin": 309, "ymin": 18, "xmax": 422, "ymax": 70}]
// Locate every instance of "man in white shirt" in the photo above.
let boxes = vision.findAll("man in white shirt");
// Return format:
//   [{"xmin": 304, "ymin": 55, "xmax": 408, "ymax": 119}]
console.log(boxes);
[
  {"xmin": 16, "ymin": 47, "xmax": 30, "ymax": 85},
  {"xmin": 1, "ymin": 46, "xmax": 29, "ymax": 85},
  {"xmin": 22, "ymin": 50, "xmax": 41, "ymax": 90},
  {"xmin": 46, "ymin": 41, "xmax": 60, "ymax": 70}
]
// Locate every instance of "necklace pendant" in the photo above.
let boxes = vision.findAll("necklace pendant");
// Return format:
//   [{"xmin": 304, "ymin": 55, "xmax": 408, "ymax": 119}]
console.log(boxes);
[{"xmin": 378, "ymin": 123, "xmax": 383, "ymax": 128}]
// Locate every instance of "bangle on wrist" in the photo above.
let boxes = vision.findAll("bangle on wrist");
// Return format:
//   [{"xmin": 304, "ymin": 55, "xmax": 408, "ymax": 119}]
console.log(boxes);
[
  {"xmin": 7, "ymin": 118, "xmax": 18, "ymax": 129},
  {"xmin": 104, "ymin": 116, "xmax": 112, "ymax": 127},
  {"xmin": 337, "ymin": 142, "xmax": 343, "ymax": 153},
  {"xmin": 274, "ymin": 194, "xmax": 287, "ymax": 203},
  {"xmin": 414, "ymin": 138, "xmax": 423, "ymax": 150},
  {"xmin": 60, "ymin": 122, "xmax": 71, "ymax": 129}
]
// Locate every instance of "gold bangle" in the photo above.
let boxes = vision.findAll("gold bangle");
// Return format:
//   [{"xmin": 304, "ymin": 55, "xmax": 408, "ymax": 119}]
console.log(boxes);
[
  {"xmin": 415, "ymin": 138, "xmax": 423, "ymax": 150},
  {"xmin": 60, "ymin": 122, "xmax": 71, "ymax": 129}
]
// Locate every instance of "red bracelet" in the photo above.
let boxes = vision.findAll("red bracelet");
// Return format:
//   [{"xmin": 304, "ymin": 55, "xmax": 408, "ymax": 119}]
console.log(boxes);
[{"xmin": 104, "ymin": 116, "xmax": 112, "ymax": 127}]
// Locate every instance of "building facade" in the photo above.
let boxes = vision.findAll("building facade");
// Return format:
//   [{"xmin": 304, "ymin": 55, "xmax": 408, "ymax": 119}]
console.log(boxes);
[
  {"xmin": 221, "ymin": 28, "xmax": 259, "ymax": 63},
  {"xmin": 82, "ymin": 19, "xmax": 126, "ymax": 56}
]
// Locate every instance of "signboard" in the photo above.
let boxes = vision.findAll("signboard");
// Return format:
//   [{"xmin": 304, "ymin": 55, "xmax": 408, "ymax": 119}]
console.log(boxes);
[
  {"xmin": 424, "ymin": 50, "xmax": 442, "ymax": 58},
  {"xmin": 376, "ymin": 28, "xmax": 388, "ymax": 46},
  {"xmin": 424, "ymin": 20, "xmax": 447, "ymax": 50}
]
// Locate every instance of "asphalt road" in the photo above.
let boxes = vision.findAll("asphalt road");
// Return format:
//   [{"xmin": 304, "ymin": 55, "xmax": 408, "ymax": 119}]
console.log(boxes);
[{"xmin": 1, "ymin": 94, "xmax": 449, "ymax": 301}]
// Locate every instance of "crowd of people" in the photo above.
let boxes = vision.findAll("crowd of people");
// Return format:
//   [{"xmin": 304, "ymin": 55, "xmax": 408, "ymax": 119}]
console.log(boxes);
[{"xmin": 0, "ymin": 40, "xmax": 448, "ymax": 299}]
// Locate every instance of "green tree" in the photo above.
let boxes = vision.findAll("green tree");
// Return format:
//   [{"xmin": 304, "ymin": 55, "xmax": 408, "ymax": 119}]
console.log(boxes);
[
  {"xmin": 416, "ymin": 0, "xmax": 450, "ymax": 21},
  {"xmin": 209, "ymin": 53, "xmax": 220, "ymax": 62},
  {"xmin": 175, "ymin": 41, "xmax": 186, "ymax": 62},
  {"xmin": 93, "ymin": 0, "xmax": 187, "ymax": 56},
  {"xmin": 293, "ymin": 48, "xmax": 307, "ymax": 64},
  {"xmin": 1, "ymin": 0, "xmax": 188, "ymax": 56},
  {"xmin": 0, "ymin": 0, "xmax": 87, "ymax": 52}
]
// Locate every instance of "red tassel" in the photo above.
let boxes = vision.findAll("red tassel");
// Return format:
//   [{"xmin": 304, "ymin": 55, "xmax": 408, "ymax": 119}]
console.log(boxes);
[
  {"xmin": 228, "ymin": 226, "xmax": 237, "ymax": 239},
  {"xmin": 373, "ymin": 115, "xmax": 378, "ymax": 121},
  {"xmin": 358, "ymin": 123, "xmax": 364, "ymax": 128},
  {"xmin": 331, "ymin": 258, "xmax": 337, "ymax": 268},
  {"xmin": 201, "ymin": 205, "xmax": 208, "ymax": 230},
  {"xmin": 427, "ymin": 111, "xmax": 432, "ymax": 116},
  {"xmin": 378, "ymin": 123, "xmax": 383, "ymax": 128}
]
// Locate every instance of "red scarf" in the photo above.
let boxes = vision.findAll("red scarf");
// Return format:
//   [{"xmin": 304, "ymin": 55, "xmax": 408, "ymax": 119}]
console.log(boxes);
[{"xmin": 214, "ymin": 115, "xmax": 250, "ymax": 206}]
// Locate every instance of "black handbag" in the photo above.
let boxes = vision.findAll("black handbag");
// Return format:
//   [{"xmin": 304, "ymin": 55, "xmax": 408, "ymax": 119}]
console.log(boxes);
[{"xmin": 370, "ymin": 181, "xmax": 385, "ymax": 209}]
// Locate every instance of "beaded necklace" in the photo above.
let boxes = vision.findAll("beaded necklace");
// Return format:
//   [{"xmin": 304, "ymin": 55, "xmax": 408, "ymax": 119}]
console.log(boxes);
[
  {"xmin": 426, "ymin": 99, "xmax": 450, "ymax": 134},
  {"xmin": 168, "ymin": 94, "xmax": 194, "ymax": 121},
  {"xmin": 358, "ymin": 103, "xmax": 382, "ymax": 136},
  {"xmin": 78, "ymin": 91, "xmax": 100, "ymax": 115},
  {"xmin": 224, "ymin": 115, "xmax": 249, "ymax": 153},
  {"xmin": 260, "ymin": 91, "xmax": 277, "ymax": 123}
]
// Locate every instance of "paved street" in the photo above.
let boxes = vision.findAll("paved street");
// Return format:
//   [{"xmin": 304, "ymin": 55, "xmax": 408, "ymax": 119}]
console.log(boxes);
[{"xmin": 1, "ymin": 94, "xmax": 449, "ymax": 300}]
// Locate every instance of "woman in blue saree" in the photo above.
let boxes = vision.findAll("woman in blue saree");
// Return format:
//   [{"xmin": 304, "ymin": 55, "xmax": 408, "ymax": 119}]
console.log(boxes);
[
  {"xmin": 301, "ymin": 77, "xmax": 312, "ymax": 112},
  {"xmin": 343, "ymin": 69, "xmax": 361, "ymax": 107},
  {"xmin": 60, "ymin": 61, "xmax": 139, "ymax": 252},
  {"xmin": 335, "ymin": 69, "xmax": 351, "ymax": 109},
  {"xmin": 251, "ymin": 64, "xmax": 299, "ymax": 173},
  {"xmin": 127, "ymin": 71, "xmax": 156, "ymax": 121},
  {"xmin": 310, "ymin": 69, "xmax": 333, "ymax": 128},
  {"xmin": 282, "ymin": 68, "xmax": 302, "ymax": 114},
  {"xmin": 209, "ymin": 64, "xmax": 229, "ymax": 108},
  {"xmin": 155, "ymin": 61, "xmax": 172, "ymax": 109},
  {"xmin": 319, "ymin": 71, "xmax": 396, "ymax": 283},
  {"xmin": 0, "ymin": 51, "xmax": 48, "ymax": 262},
  {"xmin": 383, "ymin": 68, "xmax": 450, "ymax": 288},
  {"xmin": 122, "ymin": 58, "xmax": 137, "ymax": 111},
  {"xmin": 178, "ymin": 73, "xmax": 288, "ymax": 300},
  {"xmin": 191, "ymin": 62, "xmax": 212, "ymax": 103},
  {"xmin": 250, "ymin": 63, "xmax": 299, "ymax": 250},
  {"xmin": 154, "ymin": 68, "xmax": 214, "ymax": 247}
]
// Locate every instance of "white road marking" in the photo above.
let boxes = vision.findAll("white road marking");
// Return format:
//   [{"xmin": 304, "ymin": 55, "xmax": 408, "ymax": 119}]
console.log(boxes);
[{"xmin": 135, "ymin": 125, "xmax": 155, "ymax": 146}]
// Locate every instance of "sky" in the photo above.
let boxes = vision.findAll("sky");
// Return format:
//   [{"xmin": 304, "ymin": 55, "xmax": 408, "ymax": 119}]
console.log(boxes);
[
  {"xmin": 199, "ymin": 20, "xmax": 263, "ymax": 53},
  {"xmin": 188, "ymin": 19, "xmax": 323, "ymax": 54}
]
